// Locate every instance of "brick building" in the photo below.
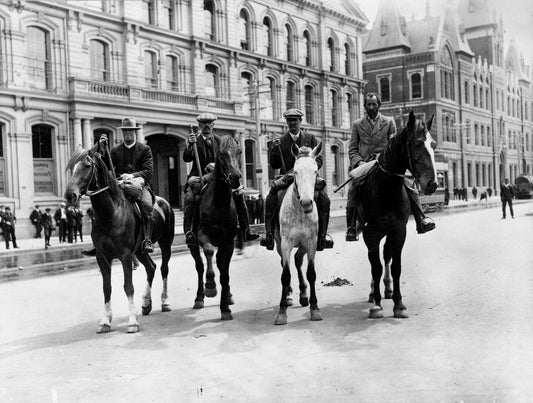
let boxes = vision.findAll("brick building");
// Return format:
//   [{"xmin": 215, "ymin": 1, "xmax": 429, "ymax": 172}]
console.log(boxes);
[
  {"xmin": 362, "ymin": 0, "xmax": 533, "ymax": 195},
  {"xmin": 0, "ymin": 0, "xmax": 368, "ymax": 237}
]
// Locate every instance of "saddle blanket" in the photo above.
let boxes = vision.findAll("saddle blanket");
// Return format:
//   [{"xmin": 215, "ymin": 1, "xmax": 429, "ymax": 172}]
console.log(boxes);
[{"xmin": 348, "ymin": 160, "xmax": 377, "ymax": 186}]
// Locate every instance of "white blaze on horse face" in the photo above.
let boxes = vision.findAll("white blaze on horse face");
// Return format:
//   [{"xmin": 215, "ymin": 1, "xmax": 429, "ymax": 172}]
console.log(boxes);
[
  {"xmin": 294, "ymin": 157, "xmax": 317, "ymax": 209},
  {"xmin": 424, "ymin": 130, "xmax": 437, "ymax": 181}
]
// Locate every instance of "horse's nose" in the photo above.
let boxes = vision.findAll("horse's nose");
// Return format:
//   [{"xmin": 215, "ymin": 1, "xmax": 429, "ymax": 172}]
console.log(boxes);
[
  {"xmin": 425, "ymin": 180, "xmax": 437, "ymax": 195},
  {"xmin": 300, "ymin": 199, "xmax": 313, "ymax": 213}
]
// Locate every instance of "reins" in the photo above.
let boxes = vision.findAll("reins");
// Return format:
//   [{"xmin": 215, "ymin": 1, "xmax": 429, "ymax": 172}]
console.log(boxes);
[
  {"xmin": 82, "ymin": 154, "xmax": 111, "ymax": 197},
  {"xmin": 376, "ymin": 127, "xmax": 418, "ymax": 179}
]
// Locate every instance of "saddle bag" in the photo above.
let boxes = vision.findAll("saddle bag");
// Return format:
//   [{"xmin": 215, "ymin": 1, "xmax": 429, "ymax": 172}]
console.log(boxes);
[{"xmin": 119, "ymin": 177, "xmax": 144, "ymax": 200}]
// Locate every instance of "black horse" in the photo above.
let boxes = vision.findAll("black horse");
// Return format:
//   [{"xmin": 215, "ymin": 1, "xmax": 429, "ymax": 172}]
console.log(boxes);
[
  {"xmin": 354, "ymin": 111, "xmax": 437, "ymax": 319},
  {"xmin": 65, "ymin": 149, "xmax": 175, "ymax": 333},
  {"xmin": 188, "ymin": 135, "xmax": 241, "ymax": 320}
]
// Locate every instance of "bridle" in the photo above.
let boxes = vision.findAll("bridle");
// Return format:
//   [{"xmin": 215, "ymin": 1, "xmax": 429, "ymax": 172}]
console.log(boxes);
[
  {"xmin": 377, "ymin": 124, "xmax": 422, "ymax": 180},
  {"xmin": 81, "ymin": 154, "xmax": 110, "ymax": 197}
]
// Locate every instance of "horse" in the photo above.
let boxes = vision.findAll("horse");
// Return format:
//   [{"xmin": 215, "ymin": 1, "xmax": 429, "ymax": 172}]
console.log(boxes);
[
  {"xmin": 355, "ymin": 111, "xmax": 437, "ymax": 319},
  {"xmin": 64, "ymin": 149, "xmax": 175, "ymax": 333},
  {"xmin": 188, "ymin": 135, "xmax": 241, "ymax": 320},
  {"xmin": 273, "ymin": 143, "xmax": 323, "ymax": 325}
]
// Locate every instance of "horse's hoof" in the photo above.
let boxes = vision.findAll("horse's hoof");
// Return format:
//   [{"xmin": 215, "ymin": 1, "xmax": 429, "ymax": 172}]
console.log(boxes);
[
  {"xmin": 161, "ymin": 304, "xmax": 171, "ymax": 312},
  {"xmin": 393, "ymin": 308, "xmax": 409, "ymax": 319},
  {"xmin": 205, "ymin": 286, "xmax": 217, "ymax": 298},
  {"xmin": 369, "ymin": 305, "xmax": 384, "ymax": 319},
  {"xmin": 310, "ymin": 309, "xmax": 323, "ymax": 321},
  {"xmin": 300, "ymin": 297, "xmax": 309, "ymax": 307},
  {"xmin": 384, "ymin": 290, "xmax": 393, "ymax": 299},
  {"xmin": 193, "ymin": 300, "xmax": 204, "ymax": 309},
  {"xmin": 96, "ymin": 324, "xmax": 111, "ymax": 334},
  {"xmin": 274, "ymin": 313, "xmax": 287, "ymax": 325},
  {"xmin": 127, "ymin": 324, "xmax": 140, "ymax": 333},
  {"xmin": 142, "ymin": 304, "xmax": 152, "ymax": 316},
  {"xmin": 221, "ymin": 312, "xmax": 233, "ymax": 321},
  {"xmin": 286, "ymin": 297, "xmax": 294, "ymax": 307}
]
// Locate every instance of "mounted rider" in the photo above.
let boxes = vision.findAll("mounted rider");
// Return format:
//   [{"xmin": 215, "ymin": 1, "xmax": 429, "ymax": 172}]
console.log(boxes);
[
  {"xmin": 260, "ymin": 108, "xmax": 334, "ymax": 251},
  {"xmin": 82, "ymin": 117, "xmax": 156, "ymax": 256},
  {"xmin": 182, "ymin": 112, "xmax": 259, "ymax": 246},
  {"xmin": 345, "ymin": 93, "xmax": 435, "ymax": 241}
]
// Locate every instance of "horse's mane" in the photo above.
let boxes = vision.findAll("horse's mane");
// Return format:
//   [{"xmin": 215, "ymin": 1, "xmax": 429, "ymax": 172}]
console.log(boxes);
[
  {"xmin": 66, "ymin": 148, "xmax": 89, "ymax": 172},
  {"xmin": 218, "ymin": 134, "xmax": 237, "ymax": 152}
]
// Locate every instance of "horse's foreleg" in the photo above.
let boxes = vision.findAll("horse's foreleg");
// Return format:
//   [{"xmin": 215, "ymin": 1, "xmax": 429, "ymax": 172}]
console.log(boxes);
[
  {"xmin": 189, "ymin": 246, "xmax": 206, "ymax": 309},
  {"xmin": 159, "ymin": 248, "xmax": 171, "ymax": 312},
  {"xmin": 390, "ymin": 234, "xmax": 408, "ymax": 319},
  {"xmin": 122, "ymin": 257, "xmax": 139, "ymax": 333},
  {"xmin": 217, "ymin": 245, "xmax": 234, "ymax": 321},
  {"xmin": 294, "ymin": 248, "xmax": 308, "ymax": 307},
  {"xmin": 275, "ymin": 246, "xmax": 292, "ymax": 325},
  {"xmin": 96, "ymin": 256, "xmax": 112, "ymax": 334},
  {"xmin": 368, "ymin": 246, "xmax": 384, "ymax": 319},
  {"xmin": 138, "ymin": 253, "xmax": 156, "ymax": 316},
  {"xmin": 306, "ymin": 253, "xmax": 322, "ymax": 321},
  {"xmin": 203, "ymin": 245, "xmax": 217, "ymax": 298},
  {"xmin": 382, "ymin": 238, "xmax": 393, "ymax": 299}
]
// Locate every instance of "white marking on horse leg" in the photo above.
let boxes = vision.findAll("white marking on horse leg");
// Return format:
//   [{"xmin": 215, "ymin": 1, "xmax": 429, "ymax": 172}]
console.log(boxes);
[
  {"xmin": 161, "ymin": 278, "xmax": 170, "ymax": 307},
  {"xmin": 99, "ymin": 302, "xmax": 112, "ymax": 327},
  {"xmin": 127, "ymin": 295, "xmax": 139, "ymax": 327},
  {"xmin": 142, "ymin": 282, "xmax": 152, "ymax": 308}
]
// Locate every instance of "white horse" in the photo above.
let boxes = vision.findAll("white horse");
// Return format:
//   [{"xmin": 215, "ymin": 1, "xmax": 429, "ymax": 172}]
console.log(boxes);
[{"xmin": 274, "ymin": 143, "xmax": 323, "ymax": 325}]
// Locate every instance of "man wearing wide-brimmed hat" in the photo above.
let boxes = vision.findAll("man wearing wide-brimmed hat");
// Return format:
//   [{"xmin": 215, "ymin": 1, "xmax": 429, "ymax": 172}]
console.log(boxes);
[
  {"xmin": 182, "ymin": 112, "xmax": 259, "ymax": 246},
  {"xmin": 260, "ymin": 108, "xmax": 333, "ymax": 251},
  {"xmin": 82, "ymin": 117, "xmax": 155, "ymax": 256}
]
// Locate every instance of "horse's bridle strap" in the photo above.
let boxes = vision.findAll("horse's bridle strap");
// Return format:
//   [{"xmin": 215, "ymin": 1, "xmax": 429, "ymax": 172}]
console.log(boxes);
[{"xmin": 86, "ymin": 186, "xmax": 110, "ymax": 196}]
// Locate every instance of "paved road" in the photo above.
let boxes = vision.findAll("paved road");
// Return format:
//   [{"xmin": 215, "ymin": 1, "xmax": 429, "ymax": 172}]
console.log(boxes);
[{"xmin": 1, "ymin": 202, "xmax": 532, "ymax": 402}]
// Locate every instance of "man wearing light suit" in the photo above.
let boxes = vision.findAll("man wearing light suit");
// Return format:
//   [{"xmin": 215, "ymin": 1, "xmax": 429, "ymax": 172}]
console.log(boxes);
[{"xmin": 345, "ymin": 93, "xmax": 435, "ymax": 241}]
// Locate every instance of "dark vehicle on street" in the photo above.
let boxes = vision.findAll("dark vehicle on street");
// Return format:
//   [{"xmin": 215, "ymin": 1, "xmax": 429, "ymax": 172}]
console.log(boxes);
[
  {"xmin": 420, "ymin": 187, "xmax": 448, "ymax": 212},
  {"xmin": 515, "ymin": 175, "xmax": 533, "ymax": 199}
]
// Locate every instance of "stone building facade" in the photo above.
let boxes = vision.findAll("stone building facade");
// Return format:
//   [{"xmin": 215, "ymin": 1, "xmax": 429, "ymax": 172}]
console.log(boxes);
[
  {"xmin": 0, "ymin": 0, "xmax": 368, "ymax": 237},
  {"xmin": 362, "ymin": 0, "xmax": 533, "ymax": 195}
]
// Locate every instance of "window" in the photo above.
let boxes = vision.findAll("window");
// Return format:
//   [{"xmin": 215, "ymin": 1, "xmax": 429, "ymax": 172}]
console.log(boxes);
[
  {"xmin": 346, "ymin": 93, "xmax": 354, "ymax": 127},
  {"xmin": 166, "ymin": 55, "xmax": 179, "ymax": 91},
  {"xmin": 240, "ymin": 72, "xmax": 253, "ymax": 115},
  {"xmin": 260, "ymin": 77, "xmax": 275, "ymax": 120},
  {"xmin": 144, "ymin": 51, "xmax": 158, "ymax": 88},
  {"xmin": 327, "ymin": 38, "xmax": 335, "ymax": 72},
  {"xmin": 304, "ymin": 85, "xmax": 314, "ymax": 125},
  {"xmin": 286, "ymin": 81, "xmax": 296, "ymax": 110},
  {"xmin": 445, "ymin": 116, "xmax": 450, "ymax": 141},
  {"xmin": 485, "ymin": 88, "xmax": 490, "ymax": 110},
  {"xmin": 465, "ymin": 120, "xmax": 471, "ymax": 144},
  {"xmin": 262, "ymin": 17, "xmax": 273, "ymax": 56},
  {"xmin": 244, "ymin": 139, "xmax": 256, "ymax": 188},
  {"xmin": 143, "ymin": 0, "xmax": 155, "ymax": 25},
  {"xmin": 474, "ymin": 123, "xmax": 479, "ymax": 145},
  {"xmin": 330, "ymin": 89, "xmax": 339, "ymax": 127},
  {"xmin": 93, "ymin": 128, "xmax": 113, "ymax": 146},
  {"xmin": 479, "ymin": 87, "xmax": 483, "ymax": 109},
  {"xmin": 285, "ymin": 24, "xmax": 294, "ymax": 62},
  {"xmin": 481, "ymin": 125, "xmax": 485, "ymax": 146},
  {"xmin": 161, "ymin": 0, "xmax": 176, "ymax": 30},
  {"xmin": 303, "ymin": 30, "xmax": 312, "ymax": 67},
  {"xmin": 344, "ymin": 43, "xmax": 351, "ymax": 75},
  {"xmin": 440, "ymin": 46, "xmax": 454, "ymax": 100},
  {"xmin": 205, "ymin": 64, "xmax": 218, "ymax": 97},
  {"xmin": 26, "ymin": 26, "xmax": 52, "ymax": 90},
  {"xmin": 239, "ymin": 9, "xmax": 250, "ymax": 51},
  {"xmin": 32, "ymin": 124, "xmax": 55, "ymax": 194},
  {"xmin": 464, "ymin": 81, "xmax": 469, "ymax": 104},
  {"xmin": 204, "ymin": 0, "xmax": 216, "ymax": 41},
  {"xmin": 90, "ymin": 40, "xmax": 110, "ymax": 81},
  {"xmin": 487, "ymin": 126, "xmax": 492, "ymax": 147},
  {"xmin": 331, "ymin": 145, "xmax": 341, "ymax": 187},
  {"xmin": 410, "ymin": 72, "xmax": 422, "ymax": 99},
  {"xmin": 378, "ymin": 75, "xmax": 391, "ymax": 102},
  {"xmin": 473, "ymin": 84, "xmax": 478, "ymax": 107}
]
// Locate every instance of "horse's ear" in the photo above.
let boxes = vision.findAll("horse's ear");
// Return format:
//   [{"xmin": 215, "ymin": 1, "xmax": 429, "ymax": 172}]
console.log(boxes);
[
  {"xmin": 407, "ymin": 111, "xmax": 416, "ymax": 129},
  {"xmin": 291, "ymin": 143, "xmax": 300, "ymax": 158},
  {"xmin": 427, "ymin": 114, "xmax": 434, "ymax": 132},
  {"xmin": 311, "ymin": 142, "xmax": 322, "ymax": 158}
]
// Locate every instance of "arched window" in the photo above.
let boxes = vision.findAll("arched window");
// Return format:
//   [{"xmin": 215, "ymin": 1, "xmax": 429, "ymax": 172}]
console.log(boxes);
[
  {"xmin": 440, "ymin": 46, "xmax": 454, "ymax": 100},
  {"xmin": 411, "ymin": 72, "xmax": 422, "ymax": 99},
  {"xmin": 379, "ymin": 76, "xmax": 390, "ymax": 102},
  {"xmin": 330, "ymin": 89, "xmax": 339, "ymax": 127},
  {"xmin": 327, "ymin": 38, "xmax": 336, "ymax": 72},
  {"xmin": 241, "ymin": 72, "xmax": 253, "ymax": 116},
  {"xmin": 304, "ymin": 85, "xmax": 315, "ymax": 125},
  {"xmin": 303, "ymin": 30, "xmax": 312, "ymax": 67},
  {"xmin": 262, "ymin": 17, "xmax": 273, "ymax": 56},
  {"xmin": 285, "ymin": 24, "xmax": 294, "ymax": 62},
  {"xmin": 90, "ymin": 39, "xmax": 109, "ymax": 81},
  {"xmin": 204, "ymin": 0, "xmax": 216, "ymax": 41},
  {"xmin": 286, "ymin": 81, "xmax": 296, "ymax": 110},
  {"xmin": 205, "ymin": 64, "xmax": 218, "ymax": 97},
  {"xmin": 239, "ymin": 9, "xmax": 250, "ymax": 51},
  {"xmin": 331, "ymin": 145, "xmax": 341, "ymax": 187},
  {"xmin": 166, "ymin": 55, "xmax": 179, "ymax": 91},
  {"xmin": 344, "ymin": 43, "xmax": 351, "ymax": 75},
  {"xmin": 27, "ymin": 26, "xmax": 52, "ymax": 90},
  {"xmin": 32, "ymin": 124, "xmax": 55, "ymax": 194},
  {"xmin": 244, "ymin": 139, "xmax": 256, "ymax": 188},
  {"xmin": 93, "ymin": 128, "xmax": 113, "ymax": 146},
  {"xmin": 144, "ymin": 50, "xmax": 158, "ymax": 88}
]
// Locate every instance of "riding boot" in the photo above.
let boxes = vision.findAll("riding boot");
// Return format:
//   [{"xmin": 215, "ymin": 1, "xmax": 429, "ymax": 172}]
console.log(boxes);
[
  {"xmin": 316, "ymin": 191, "xmax": 334, "ymax": 251},
  {"xmin": 260, "ymin": 192, "xmax": 276, "ymax": 250},
  {"xmin": 183, "ymin": 191, "xmax": 197, "ymax": 246},
  {"xmin": 233, "ymin": 192, "xmax": 259, "ymax": 241},
  {"xmin": 345, "ymin": 206, "xmax": 358, "ymax": 241},
  {"xmin": 405, "ymin": 185, "xmax": 435, "ymax": 234},
  {"xmin": 142, "ymin": 214, "xmax": 154, "ymax": 254}
]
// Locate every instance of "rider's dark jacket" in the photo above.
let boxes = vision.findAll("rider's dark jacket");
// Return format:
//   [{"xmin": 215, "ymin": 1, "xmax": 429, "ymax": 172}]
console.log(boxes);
[
  {"xmin": 183, "ymin": 135, "xmax": 221, "ymax": 178},
  {"xmin": 269, "ymin": 131, "xmax": 322, "ymax": 174}
]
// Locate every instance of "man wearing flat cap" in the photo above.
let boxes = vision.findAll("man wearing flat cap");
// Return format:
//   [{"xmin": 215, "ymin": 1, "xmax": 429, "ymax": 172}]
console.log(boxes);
[
  {"xmin": 182, "ymin": 113, "xmax": 258, "ymax": 246},
  {"xmin": 82, "ymin": 117, "xmax": 155, "ymax": 256},
  {"xmin": 260, "ymin": 108, "xmax": 333, "ymax": 251}
]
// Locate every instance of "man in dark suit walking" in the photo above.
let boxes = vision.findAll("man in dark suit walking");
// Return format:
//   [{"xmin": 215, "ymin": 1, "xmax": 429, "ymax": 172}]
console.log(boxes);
[
  {"xmin": 182, "ymin": 113, "xmax": 258, "ymax": 246},
  {"xmin": 2, "ymin": 206, "xmax": 18, "ymax": 249},
  {"xmin": 30, "ymin": 205, "xmax": 42, "ymax": 238},
  {"xmin": 260, "ymin": 108, "xmax": 333, "ymax": 251},
  {"xmin": 54, "ymin": 202, "xmax": 68, "ymax": 243},
  {"xmin": 500, "ymin": 178, "xmax": 514, "ymax": 219}
]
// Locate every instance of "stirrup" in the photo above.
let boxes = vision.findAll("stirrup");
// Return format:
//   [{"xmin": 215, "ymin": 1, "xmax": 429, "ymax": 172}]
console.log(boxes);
[
  {"xmin": 345, "ymin": 227, "xmax": 358, "ymax": 242},
  {"xmin": 417, "ymin": 217, "xmax": 436, "ymax": 234},
  {"xmin": 142, "ymin": 239, "xmax": 154, "ymax": 253}
]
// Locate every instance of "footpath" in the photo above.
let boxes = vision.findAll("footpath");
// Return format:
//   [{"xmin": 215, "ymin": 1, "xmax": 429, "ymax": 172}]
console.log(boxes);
[{"xmin": 0, "ymin": 196, "xmax": 524, "ymax": 280}]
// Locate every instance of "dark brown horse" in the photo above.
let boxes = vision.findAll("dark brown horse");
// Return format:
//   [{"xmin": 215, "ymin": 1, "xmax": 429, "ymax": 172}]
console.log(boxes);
[
  {"xmin": 354, "ymin": 111, "xmax": 437, "ymax": 319},
  {"xmin": 188, "ymin": 135, "xmax": 241, "ymax": 320},
  {"xmin": 65, "ymin": 149, "xmax": 175, "ymax": 333}
]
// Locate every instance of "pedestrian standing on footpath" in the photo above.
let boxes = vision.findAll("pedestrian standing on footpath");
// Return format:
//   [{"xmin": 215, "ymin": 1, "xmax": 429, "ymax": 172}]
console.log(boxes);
[
  {"xmin": 29, "ymin": 205, "xmax": 42, "ymax": 238},
  {"xmin": 2, "ymin": 206, "xmax": 18, "ymax": 249},
  {"xmin": 255, "ymin": 194, "xmax": 264, "ymax": 224},
  {"xmin": 74, "ymin": 205, "xmax": 84, "ymax": 242},
  {"xmin": 54, "ymin": 202, "xmax": 68, "ymax": 243},
  {"xmin": 500, "ymin": 178, "xmax": 514, "ymax": 219},
  {"xmin": 41, "ymin": 207, "xmax": 54, "ymax": 249}
]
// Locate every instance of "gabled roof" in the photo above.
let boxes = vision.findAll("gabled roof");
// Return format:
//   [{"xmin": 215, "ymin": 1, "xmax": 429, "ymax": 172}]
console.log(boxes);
[
  {"xmin": 323, "ymin": 0, "xmax": 369, "ymax": 24},
  {"xmin": 505, "ymin": 39, "xmax": 529, "ymax": 82},
  {"xmin": 363, "ymin": 0, "xmax": 411, "ymax": 53},
  {"xmin": 457, "ymin": 0, "xmax": 497, "ymax": 30}
]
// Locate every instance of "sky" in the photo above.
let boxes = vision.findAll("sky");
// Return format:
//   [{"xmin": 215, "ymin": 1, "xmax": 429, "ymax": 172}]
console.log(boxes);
[{"xmin": 356, "ymin": 0, "xmax": 533, "ymax": 65}]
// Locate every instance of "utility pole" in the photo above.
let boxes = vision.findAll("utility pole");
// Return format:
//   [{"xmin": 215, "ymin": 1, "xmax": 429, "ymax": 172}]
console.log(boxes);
[{"xmin": 254, "ymin": 80, "xmax": 265, "ymax": 196}]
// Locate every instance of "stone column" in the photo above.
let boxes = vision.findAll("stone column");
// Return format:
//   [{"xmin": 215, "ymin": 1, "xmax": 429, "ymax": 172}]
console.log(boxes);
[
  {"xmin": 136, "ymin": 122, "xmax": 145, "ymax": 143},
  {"xmin": 73, "ymin": 118, "xmax": 82, "ymax": 150},
  {"xmin": 82, "ymin": 118, "xmax": 92, "ymax": 149}
]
